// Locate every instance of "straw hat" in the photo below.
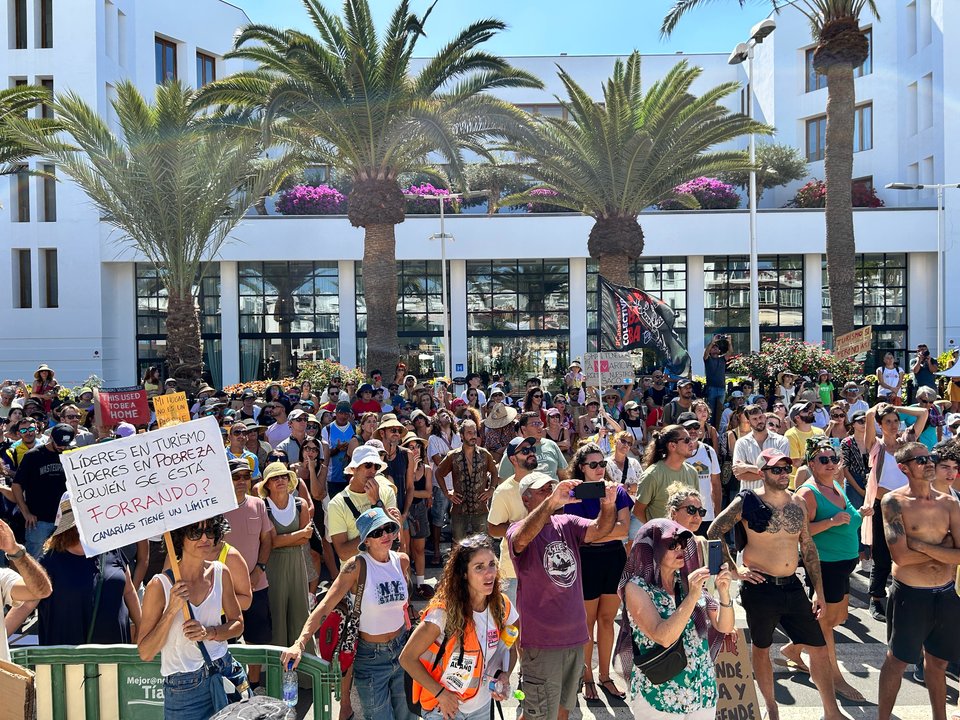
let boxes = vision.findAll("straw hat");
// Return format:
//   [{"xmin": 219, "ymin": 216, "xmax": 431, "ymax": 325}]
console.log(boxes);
[
  {"xmin": 485, "ymin": 401, "xmax": 518, "ymax": 429},
  {"xmin": 776, "ymin": 370, "xmax": 797, "ymax": 386},
  {"xmin": 258, "ymin": 461, "xmax": 298, "ymax": 497},
  {"xmin": 376, "ymin": 414, "xmax": 405, "ymax": 432},
  {"xmin": 400, "ymin": 431, "xmax": 427, "ymax": 448},
  {"xmin": 34, "ymin": 364, "xmax": 55, "ymax": 381}
]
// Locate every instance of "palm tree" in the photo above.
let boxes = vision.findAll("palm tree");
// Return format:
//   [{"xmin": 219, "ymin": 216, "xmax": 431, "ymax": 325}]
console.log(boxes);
[
  {"xmin": 503, "ymin": 54, "xmax": 770, "ymax": 285},
  {"xmin": 195, "ymin": 0, "xmax": 542, "ymax": 375},
  {"xmin": 8, "ymin": 81, "xmax": 283, "ymax": 388},
  {"xmin": 662, "ymin": 0, "xmax": 877, "ymax": 337},
  {"xmin": 0, "ymin": 85, "xmax": 59, "ymax": 177}
]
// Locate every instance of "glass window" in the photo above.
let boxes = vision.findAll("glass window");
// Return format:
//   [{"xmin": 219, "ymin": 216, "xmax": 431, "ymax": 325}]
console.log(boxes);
[
  {"xmin": 516, "ymin": 104, "xmax": 567, "ymax": 120},
  {"xmin": 155, "ymin": 37, "xmax": 177, "ymax": 84},
  {"xmin": 703, "ymin": 255, "xmax": 752, "ymax": 354},
  {"xmin": 40, "ymin": 78, "xmax": 53, "ymax": 119},
  {"xmin": 13, "ymin": 0, "xmax": 26, "ymax": 49},
  {"xmin": 806, "ymin": 115, "xmax": 826, "ymax": 161},
  {"xmin": 41, "ymin": 248, "xmax": 57, "ymax": 308},
  {"xmin": 15, "ymin": 249, "xmax": 31, "ymax": 309},
  {"xmin": 822, "ymin": 253, "xmax": 908, "ymax": 365},
  {"xmin": 806, "ymin": 28, "xmax": 871, "ymax": 91},
  {"xmin": 41, "ymin": 163, "xmax": 55, "ymax": 222},
  {"xmin": 40, "ymin": 0, "xmax": 52, "ymax": 48},
  {"xmin": 855, "ymin": 28, "xmax": 873, "ymax": 78},
  {"xmin": 854, "ymin": 103, "xmax": 873, "ymax": 152},
  {"xmin": 196, "ymin": 52, "xmax": 216, "ymax": 88},
  {"xmin": 15, "ymin": 165, "xmax": 29, "ymax": 222}
]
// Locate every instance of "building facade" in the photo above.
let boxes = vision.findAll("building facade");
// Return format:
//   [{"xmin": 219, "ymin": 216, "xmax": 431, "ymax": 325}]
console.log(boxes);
[{"xmin": 0, "ymin": 0, "xmax": 955, "ymax": 387}]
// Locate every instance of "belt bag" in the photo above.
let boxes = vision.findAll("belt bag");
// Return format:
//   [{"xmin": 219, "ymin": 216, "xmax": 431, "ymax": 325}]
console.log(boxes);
[{"xmin": 631, "ymin": 576, "xmax": 688, "ymax": 685}]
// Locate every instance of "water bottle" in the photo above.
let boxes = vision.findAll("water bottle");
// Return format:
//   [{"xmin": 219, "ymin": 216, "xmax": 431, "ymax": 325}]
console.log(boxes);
[{"xmin": 282, "ymin": 661, "xmax": 298, "ymax": 708}]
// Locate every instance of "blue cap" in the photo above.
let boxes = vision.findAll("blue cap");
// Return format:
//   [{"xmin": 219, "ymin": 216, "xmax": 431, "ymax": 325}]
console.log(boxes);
[{"xmin": 356, "ymin": 507, "xmax": 398, "ymax": 550}]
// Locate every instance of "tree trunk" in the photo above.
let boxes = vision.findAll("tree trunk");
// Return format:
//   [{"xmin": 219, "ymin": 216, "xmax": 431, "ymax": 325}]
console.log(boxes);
[
  {"xmin": 363, "ymin": 222, "xmax": 400, "ymax": 375},
  {"xmin": 588, "ymin": 215, "xmax": 644, "ymax": 287},
  {"xmin": 164, "ymin": 287, "xmax": 204, "ymax": 392},
  {"xmin": 598, "ymin": 253, "xmax": 631, "ymax": 287},
  {"xmin": 823, "ymin": 64, "xmax": 857, "ymax": 339}
]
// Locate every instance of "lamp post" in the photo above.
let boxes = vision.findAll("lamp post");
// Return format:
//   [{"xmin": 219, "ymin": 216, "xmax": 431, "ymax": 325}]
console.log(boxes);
[
  {"xmin": 885, "ymin": 181, "xmax": 960, "ymax": 355},
  {"xmin": 729, "ymin": 18, "xmax": 775, "ymax": 353}
]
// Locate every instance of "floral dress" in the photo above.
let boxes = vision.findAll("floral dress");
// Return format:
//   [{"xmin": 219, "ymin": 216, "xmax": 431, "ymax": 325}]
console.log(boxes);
[{"xmin": 627, "ymin": 577, "xmax": 717, "ymax": 715}]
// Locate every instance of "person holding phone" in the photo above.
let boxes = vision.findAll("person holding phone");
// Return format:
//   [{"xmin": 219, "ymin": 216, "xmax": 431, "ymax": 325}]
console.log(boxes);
[{"xmin": 565, "ymin": 442, "xmax": 633, "ymax": 701}]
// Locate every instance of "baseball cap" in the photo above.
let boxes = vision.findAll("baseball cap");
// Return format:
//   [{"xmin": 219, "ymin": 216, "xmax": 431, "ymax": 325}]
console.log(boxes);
[
  {"xmin": 757, "ymin": 448, "xmax": 791, "ymax": 469},
  {"xmin": 730, "ymin": 390, "xmax": 745, "ymax": 399},
  {"xmin": 842, "ymin": 382, "xmax": 862, "ymax": 393},
  {"xmin": 241, "ymin": 388, "xmax": 256, "ymax": 398},
  {"xmin": 675, "ymin": 412, "xmax": 700, "ymax": 428},
  {"xmin": 788, "ymin": 402, "xmax": 813, "ymax": 421},
  {"xmin": 50, "ymin": 423, "xmax": 76, "ymax": 447},
  {"xmin": 518, "ymin": 471, "xmax": 555, "ymax": 495},
  {"xmin": 335, "ymin": 401, "xmax": 353, "ymax": 414},
  {"xmin": 115, "ymin": 422, "xmax": 136, "ymax": 438},
  {"xmin": 506, "ymin": 436, "xmax": 536, "ymax": 458},
  {"xmin": 850, "ymin": 409, "xmax": 867, "ymax": 423},
  {"xmin": 677, "ymin": 378, "xmax": 693, "ymax": 387},
  {"xmin": 287, "ymin": 409, "xmax": 307, "ymax": 422},
  {"xmin": 356, "ymin": 507, "xmax": 398, "ymax": 551},
  {"xmin": 229, "ymin": 458, "xmax": 252, "ymax": 476}
]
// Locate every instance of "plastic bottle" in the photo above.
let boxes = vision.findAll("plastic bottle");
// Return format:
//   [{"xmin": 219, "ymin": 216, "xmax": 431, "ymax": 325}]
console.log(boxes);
[
  {"xmin": 283, "ymin": 661, "xmax": 298, "ymax": 708},
  {"xmin": 486, "ymin": 625, "xmax": 520, "ymax": 695}
]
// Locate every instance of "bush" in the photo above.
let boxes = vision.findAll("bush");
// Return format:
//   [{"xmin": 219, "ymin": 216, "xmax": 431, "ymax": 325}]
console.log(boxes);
[
  {"xmin": 404, "ymin": 183, "xmax": 461, "ymax": 215},
  {"xmin": 297, "ymin": 360, "xmax": 365, "ymax": 390},
  {"xmin": 527, "ymin": 188, "xmax": 568, "ymax": 213},
  {"xmin": 788, "ymin": 179, "xmax": 884, "ymax": 208},
  {"xmin": 275, "ymin": 184, "xmax": 347, "ymax": 215},
  {"xmin": 658, "ymin": 177, "xmax": 741, "ymax": 210},
  {"xmin": 727, "ymin": 336, "xmax": 864, "ymax": 389}
]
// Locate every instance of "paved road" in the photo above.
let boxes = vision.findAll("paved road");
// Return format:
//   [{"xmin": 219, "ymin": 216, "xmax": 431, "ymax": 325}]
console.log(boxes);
[{"xmin": 333, "ymin": 564, "xmax": 960, "ymax": 720}]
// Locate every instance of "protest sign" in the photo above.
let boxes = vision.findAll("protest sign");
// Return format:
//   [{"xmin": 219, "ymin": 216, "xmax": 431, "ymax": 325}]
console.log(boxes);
[
  {"xmin": 834, "ymin": 325, "xmax": 873, "ymax": 359},
  {"xmin": 95, "ymin": 387, "xmax": 150, "ymax": 426},
  {"xmin": 62, "ymin": 415, "xmax": 236, "ymax": 556},
  {"xmin": 714, "ymin": 629, "xmax": 761, "ymax": 720},
  {"xmin": 583, "ymin": 352, "xmax": 634, "ymax": 386},
  {"xmin": 153, "ymin": 392, "xmax": 191, "ymax": 428}
]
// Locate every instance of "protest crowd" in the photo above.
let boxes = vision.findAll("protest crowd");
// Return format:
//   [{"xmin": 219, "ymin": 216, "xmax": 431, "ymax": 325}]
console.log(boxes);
[{"xmin": 2, "ymin": 343, "xmax": 960, "ymax": 720}]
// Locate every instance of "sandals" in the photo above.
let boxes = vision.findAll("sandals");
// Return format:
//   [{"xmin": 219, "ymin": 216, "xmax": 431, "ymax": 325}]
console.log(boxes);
[
  {"xmin": 581, "ymin": 680, "xmax": 599, "ymax": 702},
  {"xmin": 598, "ymin": 677, "xmax": 625, "ymax": 699}
]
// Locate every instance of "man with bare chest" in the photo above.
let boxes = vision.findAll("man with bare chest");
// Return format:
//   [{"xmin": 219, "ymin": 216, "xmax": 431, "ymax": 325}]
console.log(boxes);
[
  {"xmin": 878, "ymin": 442, "xmax": 960, "ymax": 720},
  {"xmin": 708, "ymin": 448, "xmax": 849, "ymax": 720}
]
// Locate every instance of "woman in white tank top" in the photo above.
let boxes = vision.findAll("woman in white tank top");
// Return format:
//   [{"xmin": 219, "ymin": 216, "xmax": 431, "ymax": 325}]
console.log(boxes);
[
  {"xmin": 283, "ymin": 506, "xmax": 413, "ymax": 719},
  {"xmin": 138, "ymin": 516, "xmax": 244, "ymax": 720}
]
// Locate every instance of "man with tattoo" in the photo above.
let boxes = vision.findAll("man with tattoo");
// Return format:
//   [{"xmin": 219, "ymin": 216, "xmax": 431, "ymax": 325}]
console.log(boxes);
[
  {"xmin": 878, "ymin": 442, "xmax": 960, "ymax": 720},
  {"xmin": 707, "ymin": 448, "xmax": 849, "ymax": 720}
]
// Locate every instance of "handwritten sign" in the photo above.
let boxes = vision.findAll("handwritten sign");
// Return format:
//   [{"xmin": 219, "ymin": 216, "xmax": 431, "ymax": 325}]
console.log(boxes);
[
  {"xmin": 62, "ymin": 416, "xmax": 237, "ymax": 556},
  {"xmin": 583, "ymin": 352, "xmax": 634, "ymax": 386},
  {"xmin": 714, "ymin": 629, "xmax": 761, "ymax": 720},
  {"xmin": 153, "ymin": 392, "xmax": 191, "ymax": 428},
  {"xmin": 834, "ymin": 325, "xmax": 873, "ymax": 359},
  {"xmin": 96, "ymin": 386, "xmax": 150, "ymax": 426}
]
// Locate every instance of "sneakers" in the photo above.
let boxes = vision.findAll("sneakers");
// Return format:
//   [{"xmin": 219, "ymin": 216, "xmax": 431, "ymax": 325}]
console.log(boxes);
[
  {"xmin": 913, "ymin": 663, "xmax": 925, "ymax": 685},
  {"xmin": 870, "ymin": 599, "xmax": 886, "ymax": 622}
]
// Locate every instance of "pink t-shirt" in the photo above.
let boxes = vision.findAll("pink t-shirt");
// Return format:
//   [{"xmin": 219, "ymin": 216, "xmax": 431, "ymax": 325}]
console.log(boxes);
[{"xmin": 224, "ymin": 496, "xmax": 273, "ymax": 592}]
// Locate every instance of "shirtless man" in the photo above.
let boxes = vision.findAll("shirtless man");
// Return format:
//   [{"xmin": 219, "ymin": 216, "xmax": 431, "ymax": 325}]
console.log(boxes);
[
  {"xmin": 878, "ymin": 442, "xmax": 960, "ymax": 720},
  {"xmin": 708, "ymin": 448, "xmax": 849, "ymax": 720}
]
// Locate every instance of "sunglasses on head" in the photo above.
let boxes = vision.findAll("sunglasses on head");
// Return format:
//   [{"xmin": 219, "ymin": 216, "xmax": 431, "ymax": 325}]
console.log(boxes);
[
  {"xmin": 765, "ymin": 465, "xmax": 790, "ymax": 475},
  {"xmin": 366, "ymin": 524, "xmax": 398, "ymax": 540},
  {"xmin": 814, "ymin": 455, "xmax": 839, "ymax": 465},
  {"xmin": 185, "ymin": 524, "xmax": 220, "ymax": 541},
  {"xmin": 584, "ymin": 460, "xmax": 608, "ymax": 469},
  {"xmin": 681, "ymin": 505, "xmax": 707, "ymax": 517}
]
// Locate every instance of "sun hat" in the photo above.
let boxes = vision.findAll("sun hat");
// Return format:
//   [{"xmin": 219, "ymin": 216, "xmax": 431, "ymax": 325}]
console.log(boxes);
[
  {"xmin": 202, "ymin": 397, "xmax": 225, "ymax": 412},
  {"xmin": 776, "ymin": 370, "xmax": 797, "ymax": 385},
  {"xmin": 259, "ymin": 462, "xmax": 298, "ymax": 497},
  {"xmin": 164, "ymin": 378, "xmax": 178, "ymax": 387},
  {"xmin": 641, "ymin": 517, "xmax": 694, "ymax": 545},
  {"xmin": 506, "ymin": 436, "xmax": 536, "ymax": 458},
  {"xmin": 400, "ymin": 432, "xmax": 427, "ymax": 448},
  {"xmin": 358, "ymin": 383, "xmax": 374, "ymax": 396},
  {"xmin": 569, "ymin": 360, "xmax": 582, "ymax": 369},
  {"xmin": 485, "ymin": 402, "xmax": 518, "ymax": 429},
  {"xmin": 842, "ymin": 382, "xmax": 862, "ymax": 394},
  {"xmin": 757, "ymin": 448, "xmax": 791, "ymax": 469},
  {"xmin": 51, "ymin": 495, "xmax": 76, "ymax": 537},
  {"xmin": 518, "ymin": 471, "xmax": 555, "ymax": 495},
  {"xmin": 409, "ymin": 409, "xmax": 429, "ymax": 424},
  {"xmin": 624, "ymin": 400, "xmax": 640, "ymax": 411},
  {"xmin": 376, "ymin": 414, "xmax": 405, "ymax": 432},
  {"xmin": 356, "ymin": 507, "xmax": 398, "ymax": 551},
  {"xmin": 34, "ymin": 364, "xmax": 55, "ymax": 381},
  {"xmin": 197, "ymin": 385, "xmax": 216, "ymax": 396},
  {"xmin": 344, "ymin": 445, "xmax": 389, "ymax": 475}
]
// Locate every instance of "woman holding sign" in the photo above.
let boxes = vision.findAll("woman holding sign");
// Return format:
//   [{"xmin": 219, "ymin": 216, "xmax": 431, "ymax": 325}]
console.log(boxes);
[{"xmin": 138, "ymin": 515, "xmax": 244, "ymax": 720}]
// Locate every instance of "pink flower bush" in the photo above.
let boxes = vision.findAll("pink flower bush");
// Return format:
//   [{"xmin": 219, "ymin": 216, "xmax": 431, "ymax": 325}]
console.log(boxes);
[
  {"xmin": 659, "ymin": 177, "xmax": 741, "ymax": 210},
  {"xmin": 404, "ymin": 183, "xmax": 461, "ymax": 214},
  {"xmin": 789, "ymin": 179, "xmax": 884, "ymax": 208},
  {"xmin": 728, "ymin": 336, "xmax": 864, "ymax": 388},
  {"xmin": 276, "ymin": 184, "xmax": 346, "ymax": 215},
  {"xmin": 527, "ymin": 188, "xmax": 568, "ymax": 213}
]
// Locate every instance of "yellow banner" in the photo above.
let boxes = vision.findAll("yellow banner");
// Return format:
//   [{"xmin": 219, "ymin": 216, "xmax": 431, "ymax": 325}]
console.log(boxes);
[{"xmin": 153, "ymin": 392, "xmax": 191, "ymax": 428}]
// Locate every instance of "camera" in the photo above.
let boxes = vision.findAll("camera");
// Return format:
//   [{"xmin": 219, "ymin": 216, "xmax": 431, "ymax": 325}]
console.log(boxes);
[{"xmin": 714, "ymin": 334, "xmax": 729, "ymax": 354}]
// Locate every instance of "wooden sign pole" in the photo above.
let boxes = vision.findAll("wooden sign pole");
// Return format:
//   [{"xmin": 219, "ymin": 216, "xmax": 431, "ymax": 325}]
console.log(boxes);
[{"xmin": 163, "ymin": 531, "xmax": 191, "ymax": 621}]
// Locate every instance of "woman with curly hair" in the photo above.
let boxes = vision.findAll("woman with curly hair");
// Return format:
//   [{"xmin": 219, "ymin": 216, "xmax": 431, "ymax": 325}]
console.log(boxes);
[{"xmin": 400, "ymin": 534, "xmax": 518, "ymax": 720}]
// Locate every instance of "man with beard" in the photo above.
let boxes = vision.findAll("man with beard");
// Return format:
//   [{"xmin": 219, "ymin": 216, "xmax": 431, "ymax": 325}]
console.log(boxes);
[
  {"xmin": 12, "ymin": 423, "xmax": 74, "ymax": 558},
  {"xmin": 785, "ymin": 401, "xmax": 824, "ymax": 488},
  {"xmin": 435, "ymin": 419, "xmax": 497, "ymax": 542},
  {"xmin": 488, "ymin": 437, "xmax": 538, "ymax": 603},
  {"xmin": 633, "ymin": 424, "xmax": 699, "ymax": 522},
  {"xmin": 497, "ymin": 411, "xmax": 568, "ymax": 481},
  {"xmin": 662, "ymin": 378, "xmax": 696, "ymax": 427},
  {"xmin": 707, "ymin": 448, "xmax": 847, "ymax": 720},
  {"xmin": 733, "ymin": 404, "xmax": 792, "ymax": 492}
]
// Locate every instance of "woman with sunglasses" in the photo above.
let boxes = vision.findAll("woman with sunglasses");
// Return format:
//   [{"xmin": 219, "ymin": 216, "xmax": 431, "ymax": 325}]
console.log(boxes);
[
  {"xmin": 259, "ymin": 462, "xmax": 313, "ymax": 652},
  {"xmin": 840, "ymin": 409, "xmax": 870, "ymax": 521},
  {"xmin": 282, "ymin": 507, "xmax": 413, "ymax": 720},
  {"xmin": 298, "ymin": 437, "xmax": 339, "ymax": 584},
  {"xmin": 464, "ymin": 387, "xmax": 482, "ymax": 411},
  {"xmin": 567, "ymin": 442, "xmax": 633, "ymax": 702},
  {"xmin": 619, "ymin": 401, "xmax": 647, "ymax": 454},
  {"xmin": 906, "ymin": 386, "xmax": 944, "ymax": 450},
  {"xmin": 666, "ymin": 485, "xmax": 708, "ymax": 535},
  {"xmin": 138, "ymin": 516, "xmax": 244, "ymax": 719},
  {"xmin": 824, "ymin": 404, "xmax": 849, "ymax": 442},
  {"xmin": 552, "ymin": 394, "xmax": 573, "ymax": 431},
  {"xmin": 783, "ymin": 439, "xmax": 870, "ymax": 700},
  {"xmin": 522, "ymin": 386, "xmax": 546, "ymax": 425},
  {"xmin": 400, "ymin": 534, "xmax": 518, "ymax": 720},
  {"xmin": 401, "ymin": 432, "xmax": 435, "ymax": 599},
  {"xmin": 544, "ymin": 408, "xmax": 571, "ymax": 455}
]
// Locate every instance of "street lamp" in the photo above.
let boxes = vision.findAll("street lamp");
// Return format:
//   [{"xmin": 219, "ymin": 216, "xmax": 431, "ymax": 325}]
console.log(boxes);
[
  {"xmin": 729, "ymin": 18, "xmax": 775, "ymax": 353},
  {"xmin": 885, "ymin": 181, "xmax": 960, "ymax": 355},
  {"xmin": 402, "ymin": 189, "xmax": 488, "ymax": 378}
]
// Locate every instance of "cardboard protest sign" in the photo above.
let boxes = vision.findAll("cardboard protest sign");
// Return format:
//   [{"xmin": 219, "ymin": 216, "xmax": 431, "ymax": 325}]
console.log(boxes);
[
  {"xmin": 62, "ymin": 415, "xmax": 237, "ymax": 556},
  {"xmin": 583, "ymin": 352, "xmax": 634, "ymax": 386},
  {"xmin": 153, "ymin": 392, "xmax": 191, "ymax": 428},
  {"xmin": 834, "ymin": 325, "xmax": 873, "ymax": 359},
  {"xmin": 714, "ymin": 629, "xmax": 761, "ymax": 720},
  {"xmin": 96, "ymin": 387, "xmax": 151, "ymax": 426}
]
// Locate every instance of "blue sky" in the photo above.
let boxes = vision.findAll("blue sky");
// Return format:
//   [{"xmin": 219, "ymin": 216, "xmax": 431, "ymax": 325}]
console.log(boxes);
[{"xmin": 229, "ymin": 0, "xmax": 772, "ymax": 57}]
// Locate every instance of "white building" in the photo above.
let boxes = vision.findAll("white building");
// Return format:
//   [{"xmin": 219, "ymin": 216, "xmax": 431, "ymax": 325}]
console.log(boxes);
[{"xmin": 0, "ymin": 0, "xmax": 954, "ymax": 388}]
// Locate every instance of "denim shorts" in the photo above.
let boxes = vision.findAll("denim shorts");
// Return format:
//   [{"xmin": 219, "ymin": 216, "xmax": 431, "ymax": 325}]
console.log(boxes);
[
  {"xmin": 163, "ymin": 654, "xmax": 232, "ymax": 720},
  {"xmin": 430, "ymin": 485, "xmax": 449, "ymax": 527},
  {"xmin": 353, "ymin": 631, "xmax": 414, "ymax": 720}
]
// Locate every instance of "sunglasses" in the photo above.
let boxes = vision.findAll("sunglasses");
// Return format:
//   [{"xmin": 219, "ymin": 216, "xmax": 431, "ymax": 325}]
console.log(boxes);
[
  {"xmin": 814, "ymin": 456, "xmax": 839, "ymax": 465},
  {"xmin": 681, "ymin": 505, "xmax": 707, "ymax": 517},
  {"xmin": 360, "ymin": 462, "xmax": 378, "ymax": 469},
  {"xmin": 515, "ymin": 447, "xmax": 535, "ymax": 456},
  {"xmin": 532, "ymin": 394, "xmax": 543, "ymax": 399},
  {"xmin": 765, "ymin": 466, "xmax": 790, "ymax": 475},
  {"xmin": 666, "ymin": 539, "xmax": 684, "ymax": 551},
  {"xmin": 528, "ymin": 421, "xmax": 544, "ymax": 427},
  {"xmin": 675, "ymin": 437, "xmax": 695, "ymax": 445},
  {"xmin": 291, "ymin": 417, "xmax": 307, "ymax": 423},
  {"xmin": 19, "ymin": 428, "xmax": 35, "ymax": 434},
  {"xmin": 830, "ymin": 413, "xmax": 845, "ymax": 419},
  {"xmin": 904, "ymin": 454, "xmax": 936, "ymax": 466},
  {"xmin": 185, "ymin": 525, "xmax": 220, "ymax": 541},
  {"xmin": 584, "ymin": 460, "xmax": 608, "ymax": 469},
  {"xmin": 64, "ymin": 414, "xmax": 81, "ymax": 420},
  {"xmin": 618, "ymin": 439, "xmax": 634, "ymax": 446},
  {"xmin": 230, "ymin": 428, "xmax": 248, "ymax": 435},
  {"xmin": 366, "ymin": 524, "xmax": 398, "ymax": 540},
  {"xmin": 303, "ymin": 445, "xmax": 320, "ymax": 452}
]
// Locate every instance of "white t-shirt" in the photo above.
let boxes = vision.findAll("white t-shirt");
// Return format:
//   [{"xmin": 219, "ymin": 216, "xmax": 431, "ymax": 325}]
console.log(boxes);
[
  {"xmin": 846, "ymin": 399, "xmax": 869, "ymax": 421},
  {"xmin": 877, "ymin": 447, "xmax": 909, "ymax": 491},
  {"xmin": 422, "ymin": 602, "xmax": 519, "ymax": 714},
  {"xmin": 732, "ymin": 432, "xmax": 791, "ymax": 491},
  {"xmin": 877, "ymin": 367, "xmax": 902, "ymax": 397},
  {"xmin": 0, "ymin": 568, "xmax": 21, "ymax": 662},
  {"xmin": 687, "ymin": 443, "xmax": 721, "ymax": 518}
]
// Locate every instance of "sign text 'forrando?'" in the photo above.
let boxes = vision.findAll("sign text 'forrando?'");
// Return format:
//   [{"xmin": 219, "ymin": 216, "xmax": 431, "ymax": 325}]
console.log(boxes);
[{"xmin": 62, "ymin": 416, "xmax": 237, "ymax": 556}]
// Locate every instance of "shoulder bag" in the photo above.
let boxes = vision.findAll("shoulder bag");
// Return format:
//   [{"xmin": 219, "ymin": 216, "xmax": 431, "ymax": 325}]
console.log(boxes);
[
  {"xmin": 631, "ymin": 577, "xmax": 688, "ymax": 685},
  {"xmin": 316, "ymin": 555, "xmax": 367, "ymax": 672}
]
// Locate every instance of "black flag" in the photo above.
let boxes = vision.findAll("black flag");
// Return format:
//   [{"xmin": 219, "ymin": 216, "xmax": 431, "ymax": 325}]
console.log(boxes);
[{"xmin": 598, "ymin": 275, "xmax": 690, "ymax": 375}]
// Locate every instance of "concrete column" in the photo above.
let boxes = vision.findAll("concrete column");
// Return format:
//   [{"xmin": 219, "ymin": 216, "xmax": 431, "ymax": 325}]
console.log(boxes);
[
  {"xmin": 803, "ymin": 253, "xmax": 823, "ymax": 346},
  {"xmin": 219, "ymin": 261, "xmax": 239, "ymax": 386},
  {"xmin": 338, "ymin": 260, "xmax": 357, "ymax": 368},
  {"xmin": 907, "ymin": 252, "xmax": 937, "ymax": 349},
  {"xmin": 686, "ymin": 255, "xmax": 706, "ymax": 375},
  {"xmin": 449, "ymin": 259, "xmax": 468, "ymax": 376},
  {"xmin": 569, "ymin": 257, "xmax": 587, "ymax": 363}
]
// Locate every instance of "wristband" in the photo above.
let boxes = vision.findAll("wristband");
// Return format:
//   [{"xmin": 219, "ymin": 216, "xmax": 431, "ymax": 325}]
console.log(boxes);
[
  {"xmin": 435, "ymin": 686, "xmax": 445, "ymax": 698},
  {"xmin": 5, "ymin": 545, "xmax": 25, "ymax": 561},
  {"xmin": 718, "ymin": 599, "xmax": 733, "ymax": 608},
  {"xmin": 256, "ymin": 562, "xmax": 267, "ymax": 572}
]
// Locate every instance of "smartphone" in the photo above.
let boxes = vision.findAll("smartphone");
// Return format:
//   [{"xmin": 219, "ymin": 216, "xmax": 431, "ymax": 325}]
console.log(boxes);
[
  {"xmin": 572, "ymin": 481, "xmax": 605, "ymax": 500},
  {"xmin": 707, "ymin": 540, "xmax": 724, "ymax": 575}
]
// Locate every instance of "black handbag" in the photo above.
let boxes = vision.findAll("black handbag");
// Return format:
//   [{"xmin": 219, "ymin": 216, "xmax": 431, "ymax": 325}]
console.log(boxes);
[{"xmin": 631, "ymin": 577, "xmax": 689, "ymax": 685}]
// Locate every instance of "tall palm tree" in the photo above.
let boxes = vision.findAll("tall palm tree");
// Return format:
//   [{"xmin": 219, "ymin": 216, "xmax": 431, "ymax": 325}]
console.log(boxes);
[
  {"xmin": 195, "ymin": 0, "xmax": 542, "ymax": 375},
  {"xmin": 503, "ymin": 54, "xmax": 770, "ymax": 285},
  {"xmin": 8, "ymin": 81, "xmax": 283, "ymax": 388},
  {"xmin": 662, "ymin": 0, "xmax": 877, "ymax": 337}
]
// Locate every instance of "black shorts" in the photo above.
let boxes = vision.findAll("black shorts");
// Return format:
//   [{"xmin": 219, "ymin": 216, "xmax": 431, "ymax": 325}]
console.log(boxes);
[
  {"xmin": 309, "ymin": 502, "xmax": 326, "ymax": 554},
  {"xmin": 887, "ymin": 578, "xmax": 960, "ymax": 664},
  {"xmin": 579, "ymin": 542, "xmax": 626, "ymax": 601},
  {"xmin": 740, "ymin": 575, "xmax": 826, "ymax": 649},
  {"xmin": 807, "ymin": 558, "xmax": 858, "ymax": 604},
  {"xmin": 242, "ymin": 588, "xmax": 273, "ymax": 645}
]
